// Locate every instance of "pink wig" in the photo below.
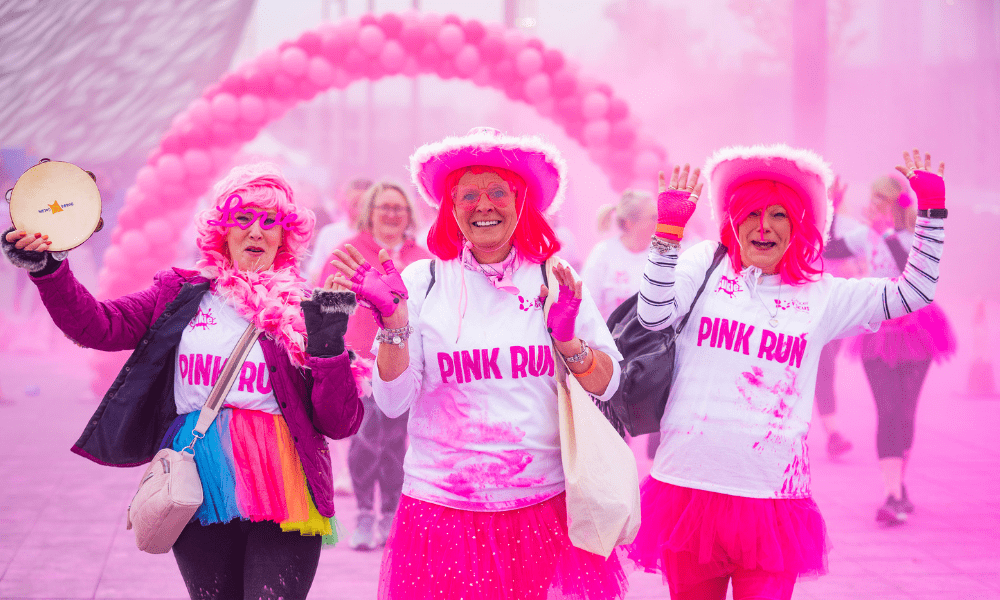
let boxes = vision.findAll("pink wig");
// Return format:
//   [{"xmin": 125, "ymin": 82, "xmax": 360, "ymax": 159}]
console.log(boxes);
[
  {"xmin": 194, "ymin": 163, "xmax": 317, "ymax": 366},
  {"xmin": 426, "ymin": 165, "xmax": 561, "ymax": 263},
  {"xmin": 719, "ymin": 179, "xmax": 824, "ymax": 285}
]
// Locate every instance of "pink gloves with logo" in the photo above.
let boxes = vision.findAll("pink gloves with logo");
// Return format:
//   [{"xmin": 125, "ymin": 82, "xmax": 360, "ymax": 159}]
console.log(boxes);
[
  {"xmin": 546, "ymin": 283, "xmax": 581, "ymax": 342},
  {"xmin": 908, "ymin": 171, "xmax": 946, "ymax": 211},
  {"xmin": 349, "ymin": 257, "xmax": 408, "ymax": 327},
  {"xmin": 656, "ymin": 190, "xmax": 697, "ymax": 241}
]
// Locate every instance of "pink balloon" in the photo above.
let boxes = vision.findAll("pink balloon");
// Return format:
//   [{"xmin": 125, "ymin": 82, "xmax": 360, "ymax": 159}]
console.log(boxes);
[
  {"xmin": 182, "ymin": 149, "xmax": 213, "ymax": 178},
  {"xmin": 555, "ymin": 96, "xmax": 583, "ymax": 121},
  {"xmin": 523, "ymin": 73, "xmax": 551, "ymax": 103},
  {"xmin": 296, "ymin": 31, "xmax": 322, "ymax": 55},
  {"xmin": 401, "ymin": 56, "xmax": 420, "ymax": 77},
  {"xmin": 437, "ymin": 23, "xmax": 465, "ymax": 56},
  {"xmin": 211, "ymin": 122, "xmax": 237, "ymax": 146},
  {"xmin": 399, "ymin": 21, "xmax": 426, "ymax": 52},
  {"xmin": 635, "ymin": 150, "xmax": 661, "ymax": 177},
  {"xmin": 187, "ymin": 98, "xmax": 213, "ymax": 127},
  {"xmin": 135, "ymin": 166, "xmax": 160, "ymax": 194},
  {"xmin": 280, "ymin": 46, "xmax": 309, "ymax": 77},
  {"xmin": 581, "ymin": 91, "xmax": 610, "ymax": 120},
  {"xmin": 471, "ymin": 65, "xmax": 491, "ymax": 86},
  {"xmin": 321, "ymin": 27, "xmax": 350, "ymax": 59},
  {"xmin": 463, "ymin": 19, "xmax": 486, "ymax": 44},
  {"xmin": 607, "ymin": 97, "xmax": 630, "ymax": 121},
  {"xmin": 307, "ymin": 56, "xmax": 335, "ymax": 86},
  {"xmin": 503, "ymin": 29, "xmax": 527, "ymax": 60},
  {"xmin": 583, "ymin": 119, "xmax": 611, "ymax": 146},
  {"xmin": 551, "ymin": 70, "xmax": 577, "ymax": 98},
  {"xmin": 272, "ymin": 74, "xmax": 296, "ymax": 99},
  {"xmin": 453, "ymin": 44, "xmax": 480, "ymax": 76},
  {"xmin": 609, "ymin": 120, "xmax": 637, "ymax": 149},
  {"xmin": 239, "ymin": 94, "xmax": 266, "ymax": 123},
  {"xmin": 160, "ymin": 132, "xmax": 184, "ymax": 155},
  {"xmin": 542, "ymin": 48, "xmax": 565, "ymax": 73},
  {"xmin": 343, "ymin": 48, "xmax": 367, "ymax": 73},
  {"xmin": 255, "ymin": 48, "xmax": 281, "ymax": 76},
  {"xmin": 379, "ymin": 13, "xmax": 404, "ymax": 38},
  {"xmin": 358, "ymin": 24, "xmax": 386, "ymax": 56},
  {"xmin": 143, "ymin": 218, "xmax": 175, "ymax": 247},
  {"xmin": 332, "ymin": 67, "xmax": 352, "ymax": 88},
  {"xmin": 419, "ymin": 43, "xmax": 443, "ymax": 69},
  {"xmin": 211, "ymin": 93, "xmax": 239, "ymax": 123},
  {"xmin": 515, "ymin": 47, "xmax": 543, "ymax": 78},
  {"xmin": 380, "ymin": 40, "xmax": 406, "ymax": 73},
  {"xmin": 534, "ymin": 98, "xmax": 556, "ymax": 117},
  {"xmin": 478, "ymin": 33, "xmax": 505, "ymax": 63},
  {"xmin": 490, "ymin": 60, "xmax": 518, "ymax": 88},
  {"xmin": 120, "ymin": 230, "xmax": 151, "ymax": 259}
]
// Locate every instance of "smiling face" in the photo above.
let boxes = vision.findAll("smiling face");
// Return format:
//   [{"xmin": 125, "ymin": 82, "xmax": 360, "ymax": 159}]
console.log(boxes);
[
  {"xmin": 451, "ymin": 170, "xmax": 519, "ymax": 263},
  {"xmin": 370, "ymin": 188, "xmax": 411, "ymax": 246},
  {"xmin": 226, "ymin": 205, "xmax": 283, "ymax": 271},
  {"xmin": 737, "ymin": 203, "xmax": 791, "ymax": 274}
]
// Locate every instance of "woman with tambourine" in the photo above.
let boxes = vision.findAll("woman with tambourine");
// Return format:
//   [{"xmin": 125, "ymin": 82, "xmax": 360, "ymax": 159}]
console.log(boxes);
[
  {"xmin": 628, "ymin": 147, "xmax": 949, "ymax": 600},
  {"xmin": 3, "ymin": 162, "xmax": 363, "ymax": 600}
]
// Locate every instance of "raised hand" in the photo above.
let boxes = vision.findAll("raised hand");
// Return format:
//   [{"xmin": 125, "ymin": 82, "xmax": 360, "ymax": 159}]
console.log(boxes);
[
  {"xmin": 329, "ymin": 245, "xmax": 408, "ymax": 326},
  {"xmin": 896, "ymin": 148, "xmax": 946, "ymax": 211},
  {"xmin": 541, "ymin": 262, "xmax": 583, "ymax": 342},
  {"xmin": 656, "ymin": 164, "xmax": 702, "ymax": 241}
]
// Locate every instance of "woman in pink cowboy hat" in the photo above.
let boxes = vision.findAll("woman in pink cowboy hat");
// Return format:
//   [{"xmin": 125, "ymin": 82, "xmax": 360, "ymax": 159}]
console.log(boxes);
[
  {"xmin": 3, "ymin": 163, "xmax": 363, "ymax": 600},
  {"xmin": 629, "ymin": 147, "xmax": 949, "ymax": 599},
  {"xmin": 328, "ymin": 128, "xmax": 629, "ymax": 600}
]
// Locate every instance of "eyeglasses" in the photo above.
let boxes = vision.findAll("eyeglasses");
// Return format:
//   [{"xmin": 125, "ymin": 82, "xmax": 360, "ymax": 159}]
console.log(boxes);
[
  {"xmin": 374, "ymin": 205, "xmax": 408, "ymax": 215},
  {"xmin": 453, "ymin": 184, "xmax": 514, "ymax": 209}
]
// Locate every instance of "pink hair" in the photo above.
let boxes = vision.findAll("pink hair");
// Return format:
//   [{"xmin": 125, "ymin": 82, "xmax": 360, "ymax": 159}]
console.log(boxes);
[
  {"xmin": 194, "ymin": 163, "xmax": 317, "ymax": 366},
  {"xmin": 426, "ymin": 165, "xmax": 561, "ymax": 263},
  {"xmin": 719, "ymin": 179, "xmax": 824, "ymax": 285}
]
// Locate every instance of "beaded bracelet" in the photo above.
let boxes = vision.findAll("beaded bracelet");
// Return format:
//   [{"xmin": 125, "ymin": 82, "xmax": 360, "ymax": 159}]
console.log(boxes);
[
  {"xmin": 376, "ymin": 324, "xmax": 414, "ymax": 348},
  {"xmin": 650, "ymin": 235, "xmax": 681, "ymax": 255},
  {"xmin": 563, "ymin": 339, "xmax": 590, "ymax": 363},
  {"xmin": 572, "ymin": 355, "xmax": 598, "ymax": 378}
]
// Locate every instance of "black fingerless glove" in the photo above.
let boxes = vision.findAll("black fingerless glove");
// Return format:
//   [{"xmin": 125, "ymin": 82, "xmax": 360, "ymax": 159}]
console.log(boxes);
[
  {"xmin": 302, "ymin": 289, "xmax": 356, "ymax": 358},
  {"xmin": 1, "ymin": 226, "xmax": 64, "ymax": 276}
]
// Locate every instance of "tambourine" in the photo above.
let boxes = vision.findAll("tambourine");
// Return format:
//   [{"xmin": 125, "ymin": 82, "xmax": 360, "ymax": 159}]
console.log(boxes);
[{"xmin": 6, "ymin": 159, "xmax": 103, "ymax": 252}]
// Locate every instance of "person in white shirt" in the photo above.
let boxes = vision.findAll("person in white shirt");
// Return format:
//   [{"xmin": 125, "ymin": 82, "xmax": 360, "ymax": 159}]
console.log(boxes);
[
  {"xmin": 627, "ymin": 146, "xmax": 949, "ymax": 600},
  {"xmin": 328, "ymin": 128, "xmax": 629, "ymax": 600},
  {"xmin": 848, "ymin": 174, "xmax": 956, "ymax": 525},
  {"xmin": 305, "ymin": 176, "xmax": 372, "ymax": 286},
  {"xmin": 584, "ymin": 189, "xmax": 657, "ymax": 320}
]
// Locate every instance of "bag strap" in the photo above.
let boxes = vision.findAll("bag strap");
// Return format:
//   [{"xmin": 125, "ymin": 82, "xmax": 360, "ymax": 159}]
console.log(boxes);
[
  {"xmin": 674, "ymin": 243, "xmax": 728, "ymax": 336},
  {"xmin": 190, "ymin": 322, "xmax": 261, "ymax": 439},
  {"xmin": 425, "ymin": 259, "xmax": 437, "ymax": 299}
]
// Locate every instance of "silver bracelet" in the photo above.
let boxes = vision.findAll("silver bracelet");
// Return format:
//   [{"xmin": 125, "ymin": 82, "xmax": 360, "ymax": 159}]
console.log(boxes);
[
  {"xmin": 650, "ymin": 235, "xmax": 681, "ymax": 255},
  {"xmin": 563, "ymin": 339, "xmax": 590, "ymax": 363},
  {"xmin": 376, "ymin": 324, "xmax": 413, "ymax": 348}
]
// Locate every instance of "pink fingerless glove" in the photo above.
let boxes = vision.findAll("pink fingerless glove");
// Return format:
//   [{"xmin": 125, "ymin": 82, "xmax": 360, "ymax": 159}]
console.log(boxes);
[
  {"xmin": 656, "ymin": 189, "xmax": 697, "ymax": 240},
  {"xmin": 349, "ymin": 260, "xmax": 409, "ymax": 327},
  {"xmin": 547, "ymin": 283, "xmax": 581, "ymax": 342},
  {"xmin": 908, "ymin": 171, "xmax": 946, "ymax": 210}
]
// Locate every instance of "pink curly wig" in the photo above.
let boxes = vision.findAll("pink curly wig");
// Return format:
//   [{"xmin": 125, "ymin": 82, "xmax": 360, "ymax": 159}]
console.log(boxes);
[
  {"xmin": 719, "ymin": 179, "xmax": 824, "ymax": 285},
  {"xmin": 194, "ymin": 163, "xmax": 317, "ymax": 366}
]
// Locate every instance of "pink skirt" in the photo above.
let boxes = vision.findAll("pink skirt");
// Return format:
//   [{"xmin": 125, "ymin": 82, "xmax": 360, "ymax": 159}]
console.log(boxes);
[
  {"xmin": 378, "ymin": 493, "xmax": 628, "ymax": 600},
  {"xmin": 626, "ymin": 478, "xmax": 828, "ymax": 594},
  {"xmin": 849, "ymin": 303, "xmax": 956, "ymax": 366}
]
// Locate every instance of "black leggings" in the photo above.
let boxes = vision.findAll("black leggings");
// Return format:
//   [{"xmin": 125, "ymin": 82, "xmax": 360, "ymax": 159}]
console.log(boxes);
[
  {"xmin": 862, "ymin": 358, "xmax": 932, "ymax": 459},
  {"xmin": 348, "ymin": 394, "xmax": 408, "ymax": 514},
  {"xmin": 172, "ymin": 519, "xmax": 322, "ymax": 600},
  {"xmin": 814, "ymin": 338, "xmax": 843, "ymax": 416}
]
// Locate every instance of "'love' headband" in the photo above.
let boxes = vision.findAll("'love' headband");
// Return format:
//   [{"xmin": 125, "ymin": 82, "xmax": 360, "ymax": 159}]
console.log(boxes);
[{"xmin": 207, "ymin": 194, "xmax": 300, "ymax": 231}]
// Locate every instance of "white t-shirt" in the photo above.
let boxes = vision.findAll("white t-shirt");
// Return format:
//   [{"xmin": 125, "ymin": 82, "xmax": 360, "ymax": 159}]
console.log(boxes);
[
  {"xmin": 581, "ymin": 237, "xmax": 650, "ymax": 319},
  {"xmin": 173, "ymin": 293, "xmax": 279, "ymax": 415},
  {"xmin": 639, "ymin": 220, "xmax": 943, "ymax": 499},
  {"xmin": 372, "ymin": 257, "xmax": 623, "ymax": 511}
]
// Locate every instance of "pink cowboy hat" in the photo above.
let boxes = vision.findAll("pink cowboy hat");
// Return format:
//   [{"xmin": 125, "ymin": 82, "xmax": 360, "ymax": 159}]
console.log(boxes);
[
  {"xmin": 409, "ymin": 127, "xmax": 568, "ymax": 215},
  {"xmin": 703, "ymin": 144, "xmax": 835, "ymax": 240}
]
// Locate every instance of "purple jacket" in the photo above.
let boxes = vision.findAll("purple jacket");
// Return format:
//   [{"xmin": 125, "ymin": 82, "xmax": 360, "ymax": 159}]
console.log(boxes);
[{"xmin": 30, "ymin": 261, "xmax": 362, "ymax": 517}]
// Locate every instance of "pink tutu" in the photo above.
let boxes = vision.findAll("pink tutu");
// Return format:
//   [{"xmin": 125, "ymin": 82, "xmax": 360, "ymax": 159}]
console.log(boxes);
[
  {"xmin": 627, "ymin": 478, "xmax": 828, "ymax": 594},
  {"xmin": 378, "ymin": 493, "xmax": 628, "ymax": 600},
  {"xmin": 849, "ymin": 303, "xmax": 956, "ymax": 366}
]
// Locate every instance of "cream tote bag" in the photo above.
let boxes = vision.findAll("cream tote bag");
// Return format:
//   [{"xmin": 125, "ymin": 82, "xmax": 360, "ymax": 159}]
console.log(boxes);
[{"xmin": 543, "ymin": 257, "xmax": 641, "ymax": 558}]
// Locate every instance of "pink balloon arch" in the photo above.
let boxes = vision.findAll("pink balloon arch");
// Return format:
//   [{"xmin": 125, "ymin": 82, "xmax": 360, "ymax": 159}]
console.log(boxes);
[{"xmin": 99, "ymin": 11, "xmax": 668, "ymax": 301}]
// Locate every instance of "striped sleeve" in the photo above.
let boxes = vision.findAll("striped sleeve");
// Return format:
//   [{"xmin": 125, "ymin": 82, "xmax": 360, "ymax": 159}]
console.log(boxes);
[
  {"xmin": 637, "ymin": 246, "xmax": 679, "ymax": 331},
  {"xmin": 873, "ymin": 216, "xmax": 944, "ymax": 325}
]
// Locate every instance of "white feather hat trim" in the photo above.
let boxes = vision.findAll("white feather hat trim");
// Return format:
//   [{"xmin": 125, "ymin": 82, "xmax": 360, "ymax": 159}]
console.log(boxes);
[
  {"xmin": 703, "ymin": 144, "xmax": 835, "ymax": 241},
  {"xmin": 409, "ymin": 127, "xmax": 568, "ymax": 216}
]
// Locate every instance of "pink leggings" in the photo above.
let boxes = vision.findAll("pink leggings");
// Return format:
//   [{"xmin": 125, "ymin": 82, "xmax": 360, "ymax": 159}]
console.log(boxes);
[{"xmin": 672, "ymin": 568, "xmax": 796, "ymax": 600}]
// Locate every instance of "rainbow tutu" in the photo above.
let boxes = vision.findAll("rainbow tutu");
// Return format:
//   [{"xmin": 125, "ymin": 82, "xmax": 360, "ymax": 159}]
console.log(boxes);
[{"xmin": 166, "ymin": 408, "xmax": 334, "ymax": 537}]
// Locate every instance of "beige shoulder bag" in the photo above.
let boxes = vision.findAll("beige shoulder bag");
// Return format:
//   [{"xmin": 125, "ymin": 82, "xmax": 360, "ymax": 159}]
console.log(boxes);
[{"xmin": 126, "ymin": 323, "xmax": 260, "ymax": 554}]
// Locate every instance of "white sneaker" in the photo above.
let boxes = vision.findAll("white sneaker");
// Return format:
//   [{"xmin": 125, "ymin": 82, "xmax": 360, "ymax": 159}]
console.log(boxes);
[{"xmin": 350, "ymin": 512, "xmax": 376, "ymax": 551}]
